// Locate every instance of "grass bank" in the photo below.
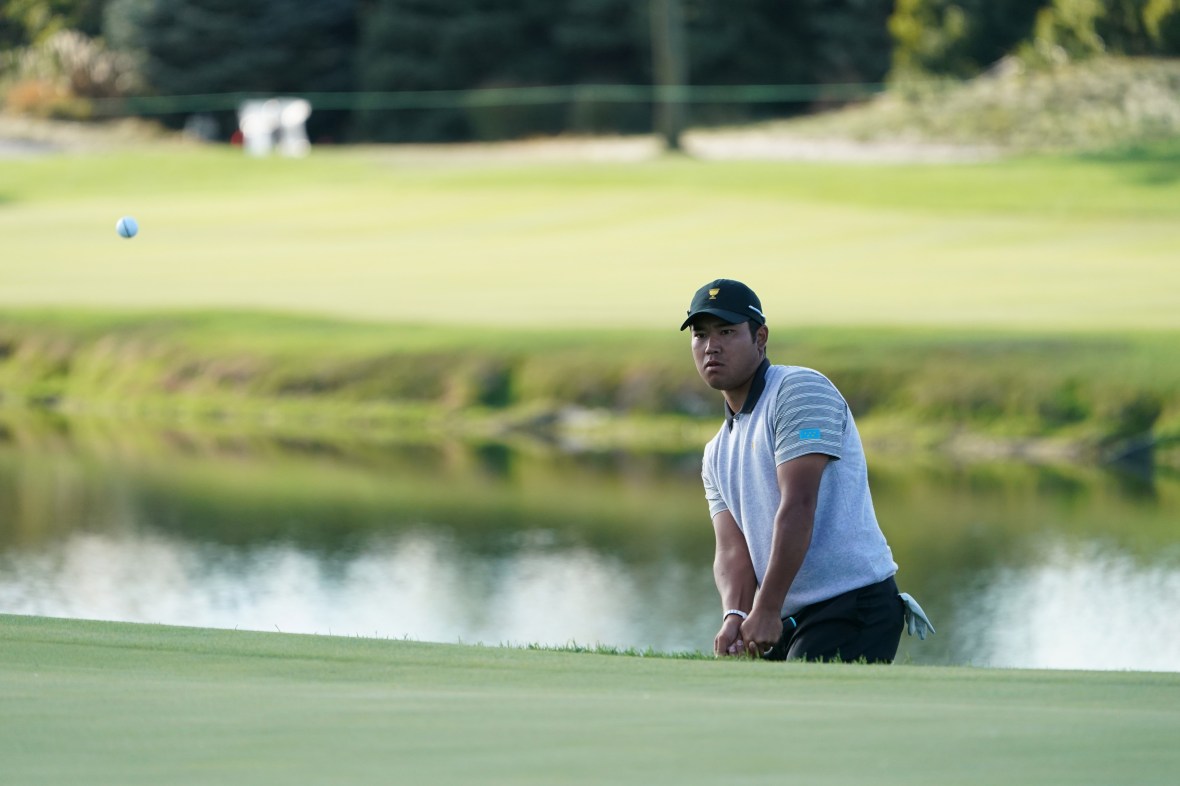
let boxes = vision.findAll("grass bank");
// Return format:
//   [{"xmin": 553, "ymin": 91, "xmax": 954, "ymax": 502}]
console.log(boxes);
[
  {"xmin": 3, "ymin": 614, "xmax": 1177, "ymax": 786},
  {"xmin": 1, "ymin": 309, "xmax": 1177, "ymax": 466}
]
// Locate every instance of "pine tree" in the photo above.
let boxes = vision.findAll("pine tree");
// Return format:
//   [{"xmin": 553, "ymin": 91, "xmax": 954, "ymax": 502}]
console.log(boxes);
[{"xmin": 103, "ymin": 0, "xmax": 357, "ymax": 137}]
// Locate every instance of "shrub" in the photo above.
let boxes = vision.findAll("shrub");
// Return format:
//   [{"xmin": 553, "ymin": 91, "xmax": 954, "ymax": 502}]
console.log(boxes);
[
  {"xmin": 1144, "ymin": 0, "xmax": 1180, "ymax": 50},
  {"xmin": 1030, "ymin": 0, "xmax": 1180, "ymax": 61},
  {"xmin": 1, "ymin": 29, "xmax": 136, "ymax": 118},
  {"xmin": 889, "ymin": 0, "xmax": 1049, "ymax": 79}
]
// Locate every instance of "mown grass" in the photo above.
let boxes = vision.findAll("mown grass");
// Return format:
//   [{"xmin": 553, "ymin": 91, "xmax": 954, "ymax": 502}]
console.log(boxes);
[
  {"xmin": 2, "ymin": 614, "xmax": 1178, "ymax": 786},
  {"xmin": 1, "ymin": 142, "xmax": 1178, "ymax": 330}
]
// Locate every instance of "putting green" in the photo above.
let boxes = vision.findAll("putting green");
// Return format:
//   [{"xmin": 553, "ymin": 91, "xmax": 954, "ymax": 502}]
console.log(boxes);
[{"xmin": 3, "ymin": 615, "xmax": 1178, "ymax": 785}]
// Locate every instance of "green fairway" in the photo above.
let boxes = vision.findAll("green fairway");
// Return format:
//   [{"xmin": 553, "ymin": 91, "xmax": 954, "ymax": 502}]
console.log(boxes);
[
  {"xmin": 2, "ymin": 615, "xmax": 1178, "ymax": 785},
  {"xmin": 2, "ymin": 144, "xmax": 1179, "ymax": 330}
]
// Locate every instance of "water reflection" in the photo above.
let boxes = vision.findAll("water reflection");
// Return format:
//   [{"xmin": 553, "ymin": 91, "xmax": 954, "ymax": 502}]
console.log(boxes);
[
  {"xmin": 1, "ymin": 416, "xmax": 1177, "ymax": 670},
  {"xmin": 955, "ymin": 541, "xmax": 1180, "ymax": 671},
  {"xmin": 0, "ymin": 530, "xmax": 711, "ymax": 651}
]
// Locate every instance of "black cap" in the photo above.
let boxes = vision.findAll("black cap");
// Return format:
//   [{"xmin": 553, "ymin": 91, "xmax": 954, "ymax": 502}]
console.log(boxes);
[{"xmin": 680, "ymin": 279, "xmax": 765, "ymax": 331}]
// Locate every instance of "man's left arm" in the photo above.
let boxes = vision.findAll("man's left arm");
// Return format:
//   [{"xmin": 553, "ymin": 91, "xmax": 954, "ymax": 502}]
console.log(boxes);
[{"xmin": 739, "ymin": 452, "xmax": 829, "ymax": 656}]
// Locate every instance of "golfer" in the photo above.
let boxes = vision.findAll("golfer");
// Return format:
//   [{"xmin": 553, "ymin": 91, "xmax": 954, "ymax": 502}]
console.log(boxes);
[{"xmin": 683, "ymin": 278, "xmax": 921, "ymax": 663}]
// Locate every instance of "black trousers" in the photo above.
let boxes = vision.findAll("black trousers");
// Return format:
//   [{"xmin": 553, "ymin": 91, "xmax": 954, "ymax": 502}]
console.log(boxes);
[{"xmin": 764, "ymin": 576, "xmax": 904, "ymax": 664}]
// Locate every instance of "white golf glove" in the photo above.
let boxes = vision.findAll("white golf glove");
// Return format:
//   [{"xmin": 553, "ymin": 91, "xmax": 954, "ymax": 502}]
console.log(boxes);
[{"xmin": 899, "ymin": 593, "xmax": 935, "ymax": 640}]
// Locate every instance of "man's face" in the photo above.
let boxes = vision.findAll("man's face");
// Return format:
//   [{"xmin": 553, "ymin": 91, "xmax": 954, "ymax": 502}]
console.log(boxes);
[{"xmin": 690, "ymin": 315, "xmax": 767, "ymax": 392}]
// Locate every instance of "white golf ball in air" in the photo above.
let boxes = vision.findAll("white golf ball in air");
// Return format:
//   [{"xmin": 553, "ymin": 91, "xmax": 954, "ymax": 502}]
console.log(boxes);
[{"xmin": 116, "ymin": 216, "xmax": 138, "ymax": 239}]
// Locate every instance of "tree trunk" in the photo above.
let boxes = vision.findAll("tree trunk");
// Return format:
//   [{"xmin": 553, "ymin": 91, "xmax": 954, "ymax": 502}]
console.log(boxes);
[{"xmin": 650, "ymin": 0, "xmax": 688, "ymax": 151}]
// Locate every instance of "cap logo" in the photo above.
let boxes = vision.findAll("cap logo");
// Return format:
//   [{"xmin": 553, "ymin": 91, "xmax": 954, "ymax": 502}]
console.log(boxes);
[{"xmin": 708, "ymin": 288, "xmax": 720, "ymax": 300}]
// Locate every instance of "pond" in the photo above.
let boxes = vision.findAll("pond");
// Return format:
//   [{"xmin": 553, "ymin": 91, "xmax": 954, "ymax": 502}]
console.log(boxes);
[{"xmin": 1, "ymin": 415, "xmax": 1177, "ymax": 671}]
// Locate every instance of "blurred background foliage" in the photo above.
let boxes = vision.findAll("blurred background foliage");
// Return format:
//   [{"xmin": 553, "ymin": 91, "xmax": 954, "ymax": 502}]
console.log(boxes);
[{"xmin": 2, "ymin": 0, "xmax": 1178, "ymax": 141}]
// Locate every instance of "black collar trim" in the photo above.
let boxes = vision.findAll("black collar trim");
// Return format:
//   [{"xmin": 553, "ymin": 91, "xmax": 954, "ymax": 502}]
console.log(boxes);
[{"xmin": 724, "ymin": 358, "xmax": 770, "ymax": 430}]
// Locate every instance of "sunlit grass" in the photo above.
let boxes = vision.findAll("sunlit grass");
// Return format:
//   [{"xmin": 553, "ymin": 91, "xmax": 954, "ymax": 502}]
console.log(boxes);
[
  {"xmin": 3, "ymin": 614, "xmax": 1178, "ymax": 785},
  {"xmin": 1, "ymin": 144, "xmax": 1178, "ymax": 330}
]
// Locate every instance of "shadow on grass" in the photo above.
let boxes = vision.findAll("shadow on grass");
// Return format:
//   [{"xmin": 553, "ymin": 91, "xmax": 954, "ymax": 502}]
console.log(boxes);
[{"xmin": 1073, "ymin": 139, "xmax": 1180, "ymax": 186}]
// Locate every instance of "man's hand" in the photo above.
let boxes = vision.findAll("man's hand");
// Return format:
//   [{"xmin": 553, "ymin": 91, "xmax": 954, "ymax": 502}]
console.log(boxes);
[
  {"xmin": 739, "ymin": 454, "xmax": 825, "ymax": 658},
  {"xmin": 714, "ymin": 615, "xmax": 746, "ymax": 657},
  {"xmin": 740, "ymin": 607, "xmax": 783, "ymax": 658}
]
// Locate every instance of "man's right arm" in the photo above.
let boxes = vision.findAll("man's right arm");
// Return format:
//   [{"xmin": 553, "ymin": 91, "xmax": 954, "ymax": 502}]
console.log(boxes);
[{"xmin": 712, "ymin": 509, "xmax": 757, "ymax": 656}]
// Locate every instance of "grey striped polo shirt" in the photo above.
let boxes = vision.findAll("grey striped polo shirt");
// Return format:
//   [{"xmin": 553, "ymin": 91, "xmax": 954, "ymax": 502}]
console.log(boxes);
[{"xmin": 702, "ymin": 362, "xmax": 897, "ymax": 616}]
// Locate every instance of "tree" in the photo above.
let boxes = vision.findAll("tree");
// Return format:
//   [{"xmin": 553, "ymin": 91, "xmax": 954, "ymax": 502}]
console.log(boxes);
[
  {"xmin": 102, "ymin": 0, "xmax": 358, "ymax": 138},
  {"xmin": 355, "ymin": 0, "xmax": 573, "ymax": 141},
  {"xmin": 650, "ymin": 0, "xmax": 687, "ymax": 148},
  {"xmin": 556, "ymin": 0, "xmax": 650, "ymax": 133},
  {"xmin": 106, "ymin": 0, "xmax": 356, "ymax": 93},
  {"xmin": 1, "ymin": 0, "xmax": 110, "ymax": 50},
  {"xmin": 890, "ymin": 0, "xmax": 1051, "ymax": 78},
  {"xmin": 86, "ymin": 0, "xmax": 906, "ymax": 142},
  {"xmin": 1033, "ymin": 0, "xmax": 1180, "ymax": 59},
  {"xmin": 685, "ymin": 0, "xmax": 812, "ymax": 89},
  {"xmin": 683, "ymin": 0, "xmax": 893, "ymax": 122},
  {"xmin": 1144, "ymin": 0, "xmax": 1180, "ymax": 51},
  {"xmin": 806, "ymin": 0, "xmax": 897, "ymax": 85}
]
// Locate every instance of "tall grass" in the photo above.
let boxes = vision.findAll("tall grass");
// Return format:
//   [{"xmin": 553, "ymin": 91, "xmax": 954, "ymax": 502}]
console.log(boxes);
[{"xmin": 1, "ymin": 310, "xmax": 1177, "ymax": 465}]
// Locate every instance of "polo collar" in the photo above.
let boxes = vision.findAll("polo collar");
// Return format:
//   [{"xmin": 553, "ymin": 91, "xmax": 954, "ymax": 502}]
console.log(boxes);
[{"xmin": 724, "ymin": 358, "xmax": 770, "ymax": 430}]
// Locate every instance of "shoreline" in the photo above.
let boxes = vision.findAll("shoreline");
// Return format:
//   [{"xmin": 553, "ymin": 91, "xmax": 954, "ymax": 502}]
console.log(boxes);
[
  {"xmin": 2, "ymin": 309, "xmax": 1176, "ymax": 474},
  {"xmin": 2, "ymin": 395, "xmax": 1173, "ymax": 476}
]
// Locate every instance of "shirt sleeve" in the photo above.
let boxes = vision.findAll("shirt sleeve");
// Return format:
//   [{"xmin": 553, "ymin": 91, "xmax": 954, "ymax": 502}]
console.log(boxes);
[
  {"xmin": 701, "ymin": 445, "xmax": 728, "ymax": 519},
  {"xmin": 773, "ymin": 369, "xmax": 847, "ymax": 465}
]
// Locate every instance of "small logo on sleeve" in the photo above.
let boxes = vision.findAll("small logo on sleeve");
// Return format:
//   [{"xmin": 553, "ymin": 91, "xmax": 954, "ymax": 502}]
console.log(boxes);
[{"xmin": 799, "ymin": 428, "xmax": 822, "ymax": 441}]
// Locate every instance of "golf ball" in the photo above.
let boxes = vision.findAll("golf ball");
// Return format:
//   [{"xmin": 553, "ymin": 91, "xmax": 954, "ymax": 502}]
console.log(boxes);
[{"xmin": 116, "ymin": 216, "xmax": 138, "ymax": 239}]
